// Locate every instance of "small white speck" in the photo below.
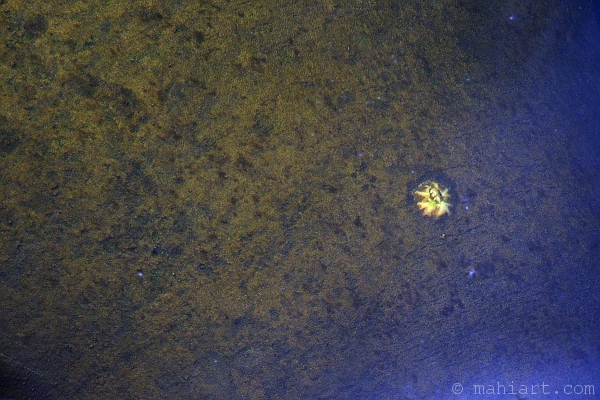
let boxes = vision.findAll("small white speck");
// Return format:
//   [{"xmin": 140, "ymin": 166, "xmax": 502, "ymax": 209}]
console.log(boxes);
[{"xmin": 469, "ymin": 269, "xmax": 476, "ymax": 277}]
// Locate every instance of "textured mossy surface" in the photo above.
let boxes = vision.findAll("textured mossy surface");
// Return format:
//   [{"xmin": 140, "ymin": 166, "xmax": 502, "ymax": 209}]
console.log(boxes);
[{"xmin": 1, "ymin": 0, "xmax": 599, "ymax": 398}]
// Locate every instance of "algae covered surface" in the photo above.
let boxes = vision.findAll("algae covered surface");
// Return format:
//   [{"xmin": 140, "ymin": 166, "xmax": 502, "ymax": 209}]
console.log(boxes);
[{"xmin": 1, "ymin": 0, "xmax": 599, "ymax": 398}]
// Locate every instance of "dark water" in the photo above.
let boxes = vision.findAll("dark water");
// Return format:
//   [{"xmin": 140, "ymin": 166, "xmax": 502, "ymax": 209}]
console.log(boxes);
[{"xmin": 1, "ymin": 0, "xmax": 599, "ymax": 399}]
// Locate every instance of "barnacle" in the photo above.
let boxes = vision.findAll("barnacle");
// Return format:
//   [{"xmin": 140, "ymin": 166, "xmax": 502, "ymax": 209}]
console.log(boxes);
[{"xmin": 414, "ymin": 181, "xmax": 451, "ymax": 218}]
